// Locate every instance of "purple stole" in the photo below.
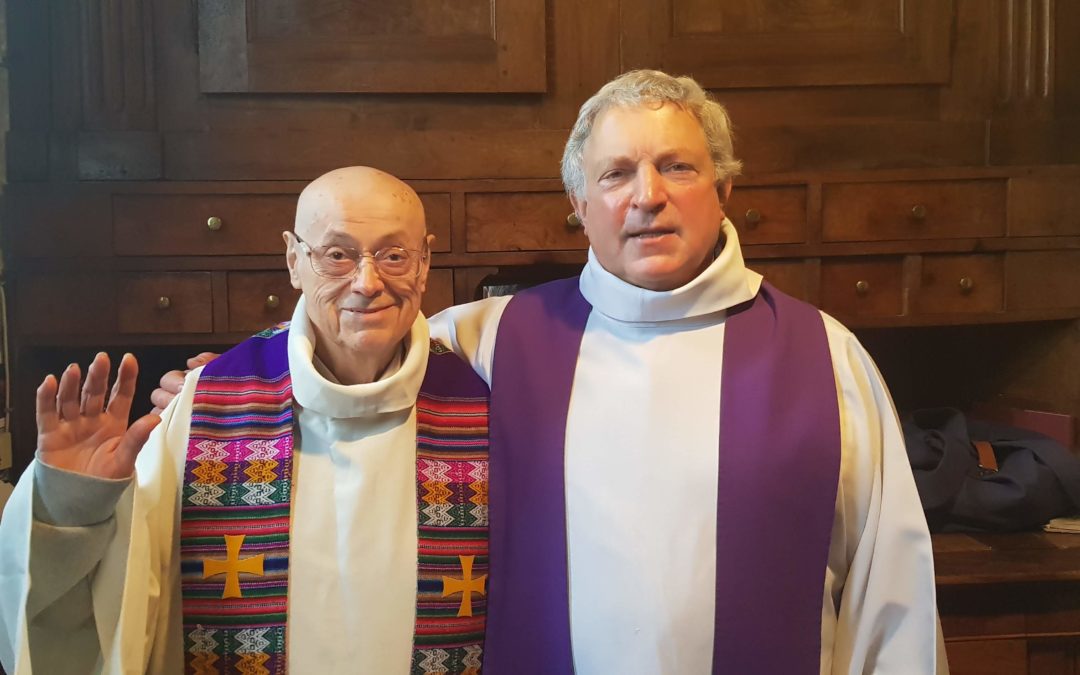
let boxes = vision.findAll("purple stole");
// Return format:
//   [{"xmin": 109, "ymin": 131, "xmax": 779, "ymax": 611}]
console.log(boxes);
[
  {"xmin": 484, "ymin": 278, "xmax": 841, "ymax": 674},
  {"xmin": 178, "ymin": 324, "xmax": 491, "ymax": 674}
]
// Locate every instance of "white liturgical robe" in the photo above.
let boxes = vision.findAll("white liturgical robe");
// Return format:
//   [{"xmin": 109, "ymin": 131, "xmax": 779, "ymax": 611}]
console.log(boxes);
[
  {"xmin": 0, "ymin": 297, "xmax": 430, "ymax": 674},
  {"xmin": 428, "ymin": 220, "xmax": 948, "ymax": 675}
]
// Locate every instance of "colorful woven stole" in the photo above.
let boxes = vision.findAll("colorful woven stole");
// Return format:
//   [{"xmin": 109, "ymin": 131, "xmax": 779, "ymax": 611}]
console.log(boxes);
[
  {"xmin": 179, "ymin": 324, "xmax": 490, "ymax": 674},
  {"xmin": 484, "ymin": 278, "xmax": 841, "ymax": 675}
]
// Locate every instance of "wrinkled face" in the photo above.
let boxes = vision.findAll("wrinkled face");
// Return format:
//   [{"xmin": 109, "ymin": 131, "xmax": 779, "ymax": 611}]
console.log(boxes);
[
  {"xmin": 571, "ymin": 103, "xmax": 732, "ymax": 291},
  {"xmin": 285, "ymin": 187, "xmax": 431, "ymax": 362}
]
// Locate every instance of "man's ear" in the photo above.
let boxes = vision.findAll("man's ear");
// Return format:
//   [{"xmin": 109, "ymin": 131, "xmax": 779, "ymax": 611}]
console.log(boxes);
[
  {"xmin": 283, "ymin": 231, "xmax": 302, "ymax": 290},
  {"xmin": 568, "ymin": 193, "xmax": 588, "ymax": 238},
  {"xmin": 717, "ymin": 178, "xmax": 733, "ymax": 205},
  {"xmin": 417, "ymin": 233, "xmax": 435, "ymax": 293}
]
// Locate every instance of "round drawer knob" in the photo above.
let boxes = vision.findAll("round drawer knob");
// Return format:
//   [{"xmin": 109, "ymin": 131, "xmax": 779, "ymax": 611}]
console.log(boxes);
[
  {"xmin": 959, "ymin": 276, "xmax": 975, "ymax": 293},
  {"xmin": 566, "ymin": 212, "xmax": 582, "ymax": 228},
  {"xmin": 207, "ymin": 216, "xmax": 223, "ymax": 231},
  {"xmin": 265, "ymin": 294, "xmax": 281, "ymax": 309},
  {"xmin": 910, "ymin": 204, "xmax": 928, "ymax": 220},
  {"xmin": 744, "ymin": 208, "xmax": 762, "ymax": 228},
  {"xmin": 156, "ymin": 296, "xmax": 172, "ymax": 310},
  {"xmin": 855, "ymin": 280, "xmax": 870, "ymax": 296}
]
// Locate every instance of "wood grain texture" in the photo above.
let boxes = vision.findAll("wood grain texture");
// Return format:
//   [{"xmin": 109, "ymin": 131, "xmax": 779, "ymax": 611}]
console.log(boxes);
[
  {"xmin": 116, "ymin": 272, "xmax": 214, "ymax": 334},
  {"xmin": 197, "ymin": 0, "xmax": 545, "ymax": 93}
]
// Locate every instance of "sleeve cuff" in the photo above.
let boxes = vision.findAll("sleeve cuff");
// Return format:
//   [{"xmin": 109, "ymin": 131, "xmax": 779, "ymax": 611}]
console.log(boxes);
[{"xmin": 32, "ymin": 456, "xmax": 132, "ymax": 527}]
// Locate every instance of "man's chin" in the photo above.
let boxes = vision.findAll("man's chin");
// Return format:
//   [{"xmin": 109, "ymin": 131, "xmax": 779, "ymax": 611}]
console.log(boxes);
[{"xmin": 624, "ymin": 258, "xmax": 700, "ymax": 291}]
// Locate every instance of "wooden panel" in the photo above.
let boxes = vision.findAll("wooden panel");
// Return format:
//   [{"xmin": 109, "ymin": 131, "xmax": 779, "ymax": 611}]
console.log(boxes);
[
  {"xmin": 747, "ymin": 260, "xmax": 812, "ymax": 303},
  {"xmin": 197, "ymin": 0, "xmax": 545, "ymax": 92},
  {"xmin": 422, "ymin": 268, "xmax": 454, "ymax": 318},
  {"xmin": 1009, "ymin": 170, "xmax": 1080, "ymax": 236},
  {"xmin": 820, "ymin": 258, "xmax": 904, "ymax": 318},
  {"xmin": 726, "ymin": 186, "xmax": 807, "ymax": 245},
  {"xmin": 1007, "ymin": 251, "xmax": 1080, "ymax": 311},
  {"xmin": 113, "ymin": 194, "xmax": 296, "ymax": 255},
  {"xmin": 466, "ymin": 192, "xmax": 585, "ymax": 252},
  {"xmin": 16, "ymin": 274, "xmax": 116, "ymax": 335},
  {"xmin": 79, "ymin": 0, "xmax": 155, "ymax": 130},
  {"xmin": 915, "ymin": 254, "xmax": 1004, "ymax": 315},
  {"xmin": 117, "ymin": 272, "xmax": 213, "ymax": 334},
  {"xmin": 621, "ymin": 0, "xmax": 951, "ymax": 88},
  {"xmin": 421, "ymin": 193, "xmax": 452, "ymax": 253},
  {"xmin": 1027, "ymin": 639, "xmax": 1079, "ymax": 675},
  {"xmin": 945, "ymin": 639, "xmax": 1028, "ymax": 675},
  {"xmin": 822, "ymin": 180, "xmax": 1006, "ymax": 242},
  {"xmin": 227, "ymin": 271, "xmax": 300, "ymax": 333}
]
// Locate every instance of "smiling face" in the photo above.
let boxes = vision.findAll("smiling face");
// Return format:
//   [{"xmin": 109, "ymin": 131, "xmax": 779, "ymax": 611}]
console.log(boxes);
[
  {"xmin": 285, "ymin": 167, "xmax": 431, "ymax": 382},
  {"xmin": 570, "ymin": 102, "xmax": 732, "ymax": 291}
]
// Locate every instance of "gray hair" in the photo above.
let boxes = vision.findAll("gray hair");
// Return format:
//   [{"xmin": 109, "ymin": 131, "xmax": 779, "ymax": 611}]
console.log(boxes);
[{"xmin": 560, "ymin": 70, "xmax": 743, "ymax": 199}]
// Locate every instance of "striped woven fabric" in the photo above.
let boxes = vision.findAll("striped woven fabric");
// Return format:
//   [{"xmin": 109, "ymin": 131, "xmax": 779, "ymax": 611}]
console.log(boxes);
[
  {"xmin": 179, "ymin": 325, "xmax": 492, "ymax": 675},
  {"xmin": 412, "ymin": 381, "xmax": 491, "ymax": 675},
  {"xmin": 181, "ymin": 323, "xmax": 293, "ymax": 675}
]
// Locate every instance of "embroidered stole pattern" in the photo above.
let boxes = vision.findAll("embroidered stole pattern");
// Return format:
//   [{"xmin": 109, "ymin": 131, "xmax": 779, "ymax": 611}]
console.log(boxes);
[{"xmin": 179, "ymin": 325, "xmax": 490, "ymax": 674}]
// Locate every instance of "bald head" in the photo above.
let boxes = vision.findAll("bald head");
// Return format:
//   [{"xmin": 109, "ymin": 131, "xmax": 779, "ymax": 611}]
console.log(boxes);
[
  {"xmin": 284, "ymin": 166, "xmax": 434, "ymax": 385},
  {"xmin": 294, "ymin": 166, "xmax": 426, "ymax": 242}
]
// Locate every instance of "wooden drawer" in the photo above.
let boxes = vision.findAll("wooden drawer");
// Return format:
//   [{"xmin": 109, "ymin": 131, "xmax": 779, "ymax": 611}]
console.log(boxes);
[
  {"xmin": 114, "ymin": 194, "xmax": 296, "ymax": 255},
  {"xmin": 822, "ymin": 180, "xmax": 1006, "ymax": 242},
  {"xmin": 113, "ymin": 192, "xmax": 451, "ymax": 256},
  {"xmin": 1006, "ymin": 251, "xmax": 1080, "ymax": 311},
  {"xmin": 1008, "ymin": 170, "xmax": 1080, "ymax": 236},
  {"xmin": 945, "ymin": 640, "xmax": 1028, "ymax": 675},
  {"xmin": 17, "ymin": 274, "xmax": 116, "ymax": 335},
  {"xmin": 820, "ymin": 258, "xmax": 904, "ymax": 318},
  {"xmin": 915, "ymin": 254, "xmax": 1004, "ymax": 315},
  {"xmin": 466, "ymin": 192, "xmax": 585, "ymax": 252},
  {"xmin": 227, "ymin": 271, "xmax": 301, "ymax": 333},
  {"xmin": 422, "ymin": 269, "xmax": 455, "ymax": 318},
  {"xmin": 748, "ymin": 259, "xmax": 812, "ymax": 302},
  {"xmin": 726, "ymin": 186, "xmax": 807, "ymax": 245},
  {"xmin": 117, "ymin": 272, "xmax": 213, "ymax": 334}
]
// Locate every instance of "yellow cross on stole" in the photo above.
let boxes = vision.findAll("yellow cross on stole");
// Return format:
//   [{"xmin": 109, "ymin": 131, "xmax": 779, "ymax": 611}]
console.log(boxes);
[
  {"xmin": 203, "ymin": 534, "xmax": 265, "ymax": 599},
  {"xmin": 442, "ymin": 555, "xmax": 488, "ymax": 617}
]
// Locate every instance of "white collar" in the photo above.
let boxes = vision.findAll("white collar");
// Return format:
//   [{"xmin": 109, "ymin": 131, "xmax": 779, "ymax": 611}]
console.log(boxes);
[
  {"xmin": 286, "ymin": 295, "xmax": 429, "ymax": 419},
  {"xmin": 578, "ymin": 218, "xmax": 762, "ymax": 324}
]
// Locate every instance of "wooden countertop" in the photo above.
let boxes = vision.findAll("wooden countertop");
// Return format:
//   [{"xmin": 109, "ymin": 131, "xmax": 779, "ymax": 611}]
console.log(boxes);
[{"xmin": 933, "ymin": 532, "xmax": 1080, "ymax": 586}]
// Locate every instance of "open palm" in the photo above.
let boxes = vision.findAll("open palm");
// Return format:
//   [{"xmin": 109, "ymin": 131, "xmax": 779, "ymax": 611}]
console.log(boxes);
[{"xmin": 36, "ymin": 352, "xmax": 161, "ymax": 480}]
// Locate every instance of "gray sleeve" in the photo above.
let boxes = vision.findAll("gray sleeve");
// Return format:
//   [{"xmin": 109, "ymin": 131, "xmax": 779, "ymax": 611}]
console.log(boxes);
[
  {"xmin": 24, "ymin": 460, "xmax": 133, "ymax": 671},
  {"xmin": 32, "ymin": 457, "xmax": 130, "ymax": 527}
]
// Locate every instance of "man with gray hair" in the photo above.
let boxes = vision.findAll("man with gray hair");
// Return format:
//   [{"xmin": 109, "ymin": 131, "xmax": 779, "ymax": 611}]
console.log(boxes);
[
  {"xmin": 152, "ymin": 70, "xmax": 946, "ymax": 674},
  {"xmin": 437, "ymin": 69, "xmax": 945, "ymax": 674}
]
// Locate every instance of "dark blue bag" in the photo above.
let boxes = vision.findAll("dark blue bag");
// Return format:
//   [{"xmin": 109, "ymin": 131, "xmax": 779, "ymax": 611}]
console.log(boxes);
[{"xmin": 903, "ymin": 408, "xmax": 1080, "ymax": 532}]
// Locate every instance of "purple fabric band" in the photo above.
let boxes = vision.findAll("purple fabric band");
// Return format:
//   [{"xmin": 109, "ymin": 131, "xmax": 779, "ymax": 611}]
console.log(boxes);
[
  {"xmin": 484, "ymin": 277, "xmax": 840, "ymax": 675},
  {"xmin": 485, "ymin": 278, "xmax": 587, "ymax": 675},
  {"xmin": 714, "ymin": 283, "xmax": 841, "ymax": 673}
]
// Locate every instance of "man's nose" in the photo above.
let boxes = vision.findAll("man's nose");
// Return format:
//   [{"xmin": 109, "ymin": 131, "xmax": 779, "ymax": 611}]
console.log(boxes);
[
  {"xmin": 632, "ymin": 165, "xmax": 667, "ymax": 212},
  {"xmin": 350, "ymin": 257, "xmax": 384, "ymax": 297}
]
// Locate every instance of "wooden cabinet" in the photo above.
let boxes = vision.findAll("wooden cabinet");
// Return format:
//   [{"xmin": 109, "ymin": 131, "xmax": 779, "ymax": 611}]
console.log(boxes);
[
  {"xmin": 226, "ymin": 271, "xmax": 300, "ymax": 332},
  {"xmin": 915, "ymin": 254, "xmax": 1003, "ymax": 316},
  {"xmin": 725, "ymin": 186, "xmax": 808, "ymax": 245},
  {"xmin": 117, "ymin": 273, "xmax": 214, "ymax": 334},
  {"xmin": 821, "ymin": 258, "xmax": 905, "ymax": 318},
  {"xmin": 822, "ymin": 180, "xmax": 1006, "ymax": 242}
]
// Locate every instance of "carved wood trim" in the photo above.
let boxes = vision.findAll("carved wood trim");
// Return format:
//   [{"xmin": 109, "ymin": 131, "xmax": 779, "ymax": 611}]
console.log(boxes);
[{"xmin": 999, "ymin": 0, "xmax": 1055, "ymax": 104}]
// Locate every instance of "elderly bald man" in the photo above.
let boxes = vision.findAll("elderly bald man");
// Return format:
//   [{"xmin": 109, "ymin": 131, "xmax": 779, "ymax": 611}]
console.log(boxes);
[{"xmin": 0, "ymin": 167, "xmax": 492, "ymax": 674}]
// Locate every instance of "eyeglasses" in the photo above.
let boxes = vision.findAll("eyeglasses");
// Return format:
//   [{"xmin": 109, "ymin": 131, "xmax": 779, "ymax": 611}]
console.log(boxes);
[{"xmin": 292, "ymin": 234, "xmax": 427, "ymax": 279}]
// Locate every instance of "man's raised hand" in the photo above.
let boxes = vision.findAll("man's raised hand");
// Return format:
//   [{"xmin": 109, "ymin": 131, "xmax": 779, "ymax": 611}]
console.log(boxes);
[{"xmin": 36, "ymin": 352, "xmax": 161, "ymax": 480}]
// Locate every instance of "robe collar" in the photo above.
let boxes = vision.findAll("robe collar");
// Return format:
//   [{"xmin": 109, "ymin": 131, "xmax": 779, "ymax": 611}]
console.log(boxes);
[
  {"xmin": 578, "ymin": 218, "xmax": 762, "ymax": 324},
  {"xmin": 287, "ymin": 294, "xmax": 429, "ymax": 419}
]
